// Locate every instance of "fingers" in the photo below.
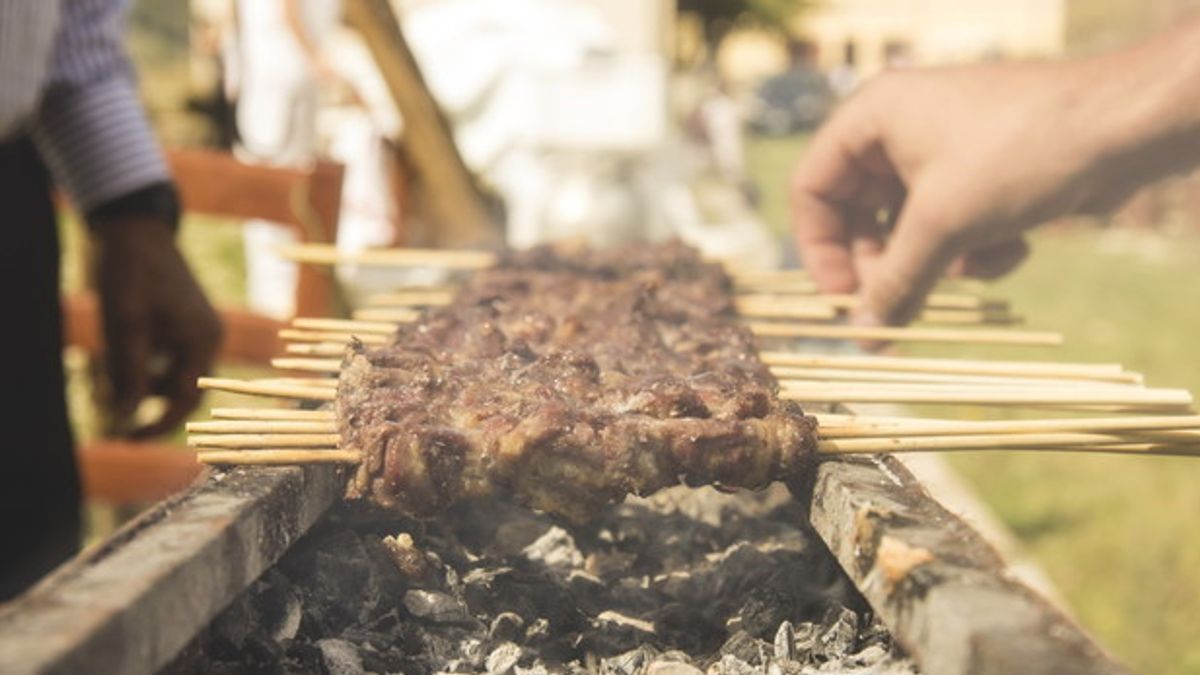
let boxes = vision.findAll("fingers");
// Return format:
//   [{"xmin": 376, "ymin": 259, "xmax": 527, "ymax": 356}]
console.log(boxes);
[
  {"xmin": 957, "ymin": 237, "xmax": 1031, "ymax": 280},
  {"xmin": 133, "ymin": 307, "xmax": 222, "ymax": 439},
  {"xmin": 102, "ymin": 307, "xmax": 152, "ymax": 429},
  {"xmin": 858, "ymin": 195, "xmax": 963, "ymax": 326},
  {"xmin": 791, "ymin": 100, "xmax": 889, "ymax": 294}
]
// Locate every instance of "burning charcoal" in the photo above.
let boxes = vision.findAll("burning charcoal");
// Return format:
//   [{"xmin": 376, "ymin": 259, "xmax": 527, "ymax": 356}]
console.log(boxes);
[
  {"xmin": 790, "ymin": 622, "xmax": 818, "ymax": 662},
  {"xmin": 404, "ymin": 589, "xmax": 470, "ymax": 623},
  {"xmin": 646, "ymin": 660, "xmax": 704, "ymax": 675},
  {"xmin": 489, "ymin": 612, "xmax": 526, "ymax": 643},
  {"xmin": 382, "ymin": 532, "xmax": 438, "ymax": 585},
  {"xmin": 524, "ymin": 617, "xmax": 551, "ymax": 644},
  {"xmin": 601, "ymin": 645, "xmax": 659, "ymax": 675},
  {"xmin": 848, "ymin": 644, "xmax": 889, "ymax": 667},
  {"xmin": 773, "ymin": 621, "xmax": 796, "ymax": 662},
  {"xmin": 651, "ymin": 603, "xmax": 726, "ymax": 654},
  {"xmin": 252, "ymin": 572, "xmax": 303, "ymax": 643},
  {"xmin": 815, "ymin": 607, "xmax": 860, "ymax": 661},
  {"xmin": 582, "ymin": 610, "xmax": 656, "ymax": 656},
  {"xmin": 708, "ymin": 654, "xmax": 759, "ymax": 675},
  {"xmin": 521, "ymin": 527, "xmax": 585, "ymax": 575},
  {"xmin": 716, "ymin": 630, "xmax": 764, "ymax": 666},
  {"xmin": 315, "ymin": 639, "xmax": 365, "ymax": 675},
  {"xmin": 486, "ymin": 641, "xmax": 525, "ymax": 674},
  {"xmin": 584, "ymin": 550, "xmax": 639, "ymax": 580}
]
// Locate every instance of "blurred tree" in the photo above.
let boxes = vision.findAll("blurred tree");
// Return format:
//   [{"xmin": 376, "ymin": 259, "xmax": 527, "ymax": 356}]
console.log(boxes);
[{"xmin": 678, "ymin": 0, "xmax": 812, "ymax": 51}]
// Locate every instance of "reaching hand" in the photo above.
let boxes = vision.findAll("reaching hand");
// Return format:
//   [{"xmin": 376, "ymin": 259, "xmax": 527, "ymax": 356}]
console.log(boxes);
[
  {"xmin": 790, "ymin": 29, "xmax": 1200, "ymax": 326},
  {"xmin": 93, "ymin": 217, "xmax": 222, "ymax": 438}
]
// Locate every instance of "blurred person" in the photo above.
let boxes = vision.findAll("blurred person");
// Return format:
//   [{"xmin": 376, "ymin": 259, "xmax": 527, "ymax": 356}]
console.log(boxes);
[
  {"xmin": 828, "ymin": 41, "xmax": 859, "ymax": 98},
  {"xmin": 791, "ymin": 17, "xmax": 1200, "ymax": 328},
  {"xmin": 231, "ymin": 0, "xmax": 341, "ymax": 320},
  {"xmin": 0, "ymin": 0, "xmax": 220, "ymax": 599}
]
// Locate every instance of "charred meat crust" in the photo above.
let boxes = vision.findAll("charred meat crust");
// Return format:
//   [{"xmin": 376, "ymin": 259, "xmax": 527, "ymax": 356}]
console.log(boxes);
[{"xmin": 337, "ymin": 241, "xmax": 819, "ymax": 522}]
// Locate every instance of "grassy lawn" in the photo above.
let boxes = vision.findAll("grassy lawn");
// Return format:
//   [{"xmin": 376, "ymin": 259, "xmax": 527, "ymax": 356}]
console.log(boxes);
[{"xmin": 748, "ymin": 134, "xmax": 1200, "ymax": 674}]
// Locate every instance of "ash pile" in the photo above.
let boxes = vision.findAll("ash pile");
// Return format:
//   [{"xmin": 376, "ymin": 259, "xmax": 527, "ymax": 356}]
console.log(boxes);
[{"xmin": 166, "ymin": 484, "xmax": 916, "ymax": 675}]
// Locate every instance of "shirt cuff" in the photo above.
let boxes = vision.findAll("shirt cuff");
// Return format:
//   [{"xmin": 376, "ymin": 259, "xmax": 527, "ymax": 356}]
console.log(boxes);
[{"xmin": 31, "ymin": 75, "xmax": 170, "ymax": 213}]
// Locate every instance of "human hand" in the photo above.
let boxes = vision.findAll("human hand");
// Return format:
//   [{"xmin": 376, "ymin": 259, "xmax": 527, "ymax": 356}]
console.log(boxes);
[
  {"xmin": 790, "ymin": 60, "xmax": 1162, "ymax": 326},
  {"xmin": 93, "ymin": 217, "xmax": 222, "ymax": 437}
]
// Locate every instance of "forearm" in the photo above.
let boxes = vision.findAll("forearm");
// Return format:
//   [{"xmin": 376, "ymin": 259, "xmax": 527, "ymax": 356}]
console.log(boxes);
[
  {"xmin": 31, "ymin": 0, "xmax": 171, "ymax": 214},
  {"xmin": 1075, "ymin": 17, "xmax": 1200, "ymax": 189}
]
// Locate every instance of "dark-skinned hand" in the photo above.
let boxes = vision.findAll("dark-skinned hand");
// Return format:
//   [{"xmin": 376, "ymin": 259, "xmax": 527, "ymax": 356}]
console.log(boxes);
[{"xmin": 92, "ymin": 217, "xmax": 222, "ymax": 438}]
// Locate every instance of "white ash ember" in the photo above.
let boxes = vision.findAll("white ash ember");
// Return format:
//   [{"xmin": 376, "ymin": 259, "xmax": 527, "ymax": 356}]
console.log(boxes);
[
  {"xmin": 336, "ymin": 241, "xmax": 819, "ymax": 522},
  {"xmin": 165, "ymin": 485, "xmax": 916, "ymax": 674}
]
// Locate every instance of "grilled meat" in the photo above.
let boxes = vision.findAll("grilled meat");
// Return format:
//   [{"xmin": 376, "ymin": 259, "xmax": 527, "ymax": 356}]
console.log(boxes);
[{"xmin": 337, "ymin": 242, "xmax": 818, "ymax": 522}]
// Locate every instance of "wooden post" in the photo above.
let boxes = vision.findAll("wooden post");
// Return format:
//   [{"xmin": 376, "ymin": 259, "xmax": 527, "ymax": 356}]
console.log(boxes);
[{"xmin": 345, "ymin": 0, "xmax": 501, "ymax": 248}]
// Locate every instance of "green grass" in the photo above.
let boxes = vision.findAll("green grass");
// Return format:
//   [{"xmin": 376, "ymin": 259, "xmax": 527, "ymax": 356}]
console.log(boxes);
[{"xmin": 747, "ymin": 134, "xmax": 1200, "ymax": 674}]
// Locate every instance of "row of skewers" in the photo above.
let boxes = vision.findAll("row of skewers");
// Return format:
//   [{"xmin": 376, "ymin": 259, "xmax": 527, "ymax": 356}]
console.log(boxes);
[{"xmin": 188, "ymin": 244, "xmax": 1200, "ymax": 466}]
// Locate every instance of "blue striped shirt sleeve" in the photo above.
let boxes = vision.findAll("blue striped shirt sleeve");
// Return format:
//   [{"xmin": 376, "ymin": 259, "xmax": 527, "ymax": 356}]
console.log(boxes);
[{"xmin": 30, "ymin": 0, "xmax": 171, "ymax": 213}]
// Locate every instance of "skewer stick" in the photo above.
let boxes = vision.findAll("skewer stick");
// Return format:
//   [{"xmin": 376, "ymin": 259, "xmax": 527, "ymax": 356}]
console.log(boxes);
[
  {"xmin": 771, "ymin": 367, "xmax": 1138, "ymax": 389},
  {"xmin": 279, "ymin": 329, "xmax": 388, "ymax": 345},
  {"xmin": 280, "ymin": 243, "xmax": 496, "ymax": 269},
  {"xmin": 815, "ymin": 414, "xmax": 1200, "ymax": 439},
  {"xmin": 816, "ymin": 433, "xmax": 1200, "ymax": 456},
  {"xmin": 189, "ymin": 434, "xmax": 341, "ymax": 449},
  {"xmin": 285, "ymin": 342, "xmax": 351, "ymax": 357},
  {"xmin": 198, "ymin": 377, "xmax": 337, "ymax": 401},
  {"xmin": 781, "ymin": 385, "xmax": 1192, "ymax": 409},
  {"xmin": 365, "ymin": 290, "xmax": 454, "ymax": 306},
  {"xmin": 197, "ymin": 449, "xmax": 362, "ymax": 465},
  {"xmin": 257, "ymin": 378, "xmax": 337, "ymax": 388},
  {"xmin": 759, "ymin": 351, "xmax": 1139, "ymax": 383},
  {"xmin": 210, "ymin": 408, "xmax": 336, "ymax": 421},
  {"xmin": 747, "ymin": 322, "xmax": 1063, "ymax": 346},
  {"xmin": 292, "ymin": 317, "xmax": 400, "ymax": 334},
  {"xmin": 735, "ymin": 291, "xmax": 1007, "ymax": 313},
  {"xmin": 272, "ymin": 358, "xmax": 343, "ymax": 374},
  {"xmin": 352, "ymin": 308, "xmax": 421, "ymax": 323},
  {"xmin": 187, "ymin": 420, "xmax": 338, "ymax": 433},
  {"xmin": 733, "ymin": 300, "xmax": 838, "ymax": 321}
]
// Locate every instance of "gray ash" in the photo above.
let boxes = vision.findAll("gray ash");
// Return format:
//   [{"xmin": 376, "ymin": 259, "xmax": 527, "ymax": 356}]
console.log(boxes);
[{"xmin": 164, "ymin": 485, "xmax": 916, "ymax": 674}]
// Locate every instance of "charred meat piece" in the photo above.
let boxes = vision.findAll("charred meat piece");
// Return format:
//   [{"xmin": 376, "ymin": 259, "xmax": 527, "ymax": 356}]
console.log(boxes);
[{"xmin": 337, "ymin": 241, "xmax": 818, "ymax": 522}]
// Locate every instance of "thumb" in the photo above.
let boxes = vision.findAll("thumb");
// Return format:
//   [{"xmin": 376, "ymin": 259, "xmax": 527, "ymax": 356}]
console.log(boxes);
[{"xmin": 858, "ymin": 196, "xmax": 963, "ymax": 326}]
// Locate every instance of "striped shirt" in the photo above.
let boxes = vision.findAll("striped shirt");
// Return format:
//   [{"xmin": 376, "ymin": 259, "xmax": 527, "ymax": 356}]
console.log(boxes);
[{"xmin": 0, "ymin": 0, "xmax": 169, "ymax": 212}]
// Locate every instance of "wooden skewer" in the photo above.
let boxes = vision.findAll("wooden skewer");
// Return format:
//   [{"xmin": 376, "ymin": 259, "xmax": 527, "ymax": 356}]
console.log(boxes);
[
  {"xmin": 365, "ymin": 290, "xmax": 455, "ymax": 307},
  {"xmin": 193, "ymin": 435, "xmax": 1195, "ymax": 465},
  {"xmin": 285, "ymin": 342, "xmax": 351, "ymax": 357},
  {"xmin": 280, "ymin": 243, "xmax": 496, "ymax": 269},
  {"xmin": 352, "ymin": 308, "xmax": 421, "ymax": 323},
  {"xmin": 816, "ymin": 433, "xmax": 1199, "ymax": 456},
  {"xmin": 771, "ymin": 367, "xmax": 1138, "ymax": 389},
  {"xmin": 292, "ymin": 317, "xmax": 400, "ymax": 334},
  {"xmin": 747, "ymin": 322, "xmax": 1063, "ymax": 346},
  {"xmin": 210, "ymin": 408, "xmax": 336, "ymax": 421},
  {"xmin": 187, "ymin": 420, "xmax": 337, "ymax": 433},
  {"xmin": 189, "ymin": 434, "xmax": 341, "ymax": 449},
  {"xmin": 197, "ymin": 449, "xmax": 362, "ymax": 465},
  {"xmin": 279, "ymin": 329, "xmax": 388, "ymax": 345},
  {"xmin": 759, "ymin": 351, "xmax": 1138, "ymax": 383},
  {"xmin": 198, "ymin": 377, "xmax": 337, "ymax": 401},
  {"xmin": 735, "ymin": 291, "xmax": 1007, "ymax": 313},
  {"xmin": 815, "ymin": 414, "xmax": 1200, "ymax": 438},
  {"xmin": 182, "ymin": 416, "xmax": 1200, "ymax": 441},
  {"xmin": 258, "ymin": 378, "xmax": 337, "ymax": 388},
  {"xmin": 272, "ymin": 358, "xmax": 343, "ymax": 373},
  {"xmin": 732, "ymin": 299, "xmax": 838, "ymax": 321},
  {"xmin": 781, "ymin": 385, "xmax": 1192, "ymax": 409}
]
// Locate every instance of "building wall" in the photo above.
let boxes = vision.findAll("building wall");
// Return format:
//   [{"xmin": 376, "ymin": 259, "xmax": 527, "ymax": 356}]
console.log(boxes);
[{"xmin": 799, "ymin": 0, "xmax": 1068, "ymax": 75}]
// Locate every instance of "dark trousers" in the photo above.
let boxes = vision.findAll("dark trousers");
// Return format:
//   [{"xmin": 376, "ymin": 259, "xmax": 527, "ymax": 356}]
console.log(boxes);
[{"xmin": 0, "ymin": 137, "xmax": 81, "ymax": 600}]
